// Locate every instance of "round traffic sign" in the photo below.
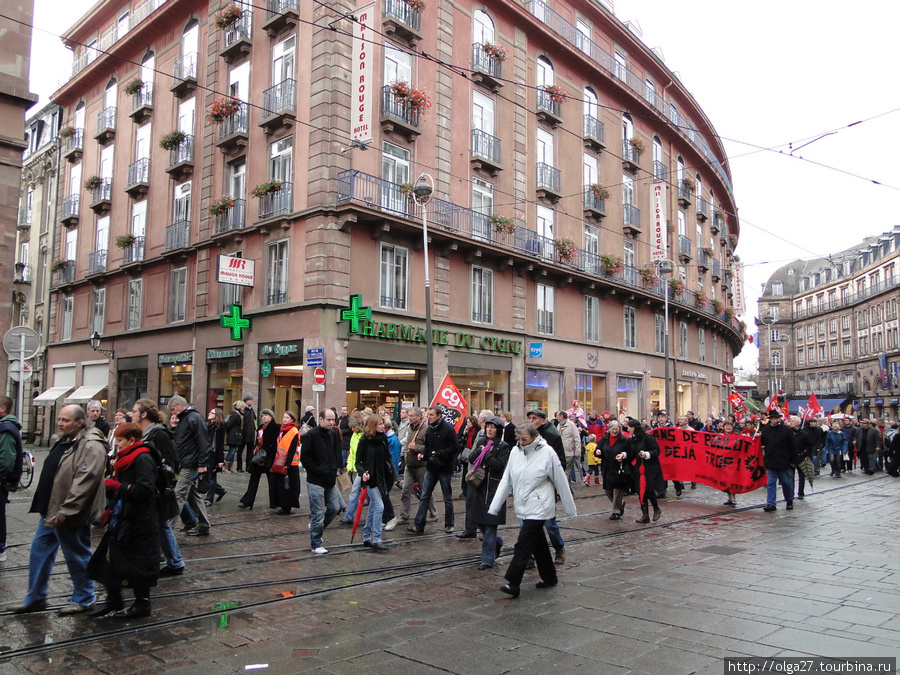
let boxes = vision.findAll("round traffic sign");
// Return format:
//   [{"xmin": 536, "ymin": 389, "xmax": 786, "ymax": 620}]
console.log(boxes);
[
  {"xmin": 3, "ymin": 326, "xmax": 41, "ymax": 360},
  {"xmin": 8, "ymin": 360, "xmax": 33, "ymax": 382},
  {"xmin": 314, "ymin": 367, "xmax": 326, "ymax": 385}
]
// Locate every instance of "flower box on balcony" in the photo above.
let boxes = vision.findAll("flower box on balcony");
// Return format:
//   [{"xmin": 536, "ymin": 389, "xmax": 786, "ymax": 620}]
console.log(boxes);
[
  {"xmin": 639, "ymin": 265, "xmax": 658, "ymax": 286},
  {"xmin": 405, "ymin": 0, "xmax": 425, "ymax": 9},
  {"xmin": 682, "ymin": 177, "xmax": 696, "ymax": 193},
  {"xmin": 490, "ymin": 214, "xmax": 516, "ymax": 234},
  {"xmin": 629, "ymin": 137, "xmax": 645, "ymax": 155},
  {"xmin": 159, "ymin": 130, "xmax": 187, "ymax": 151},
  {"xmin": 724, "ymin": 308, "xmax": 735, "ymax": 321},
  {"xmin": 389, "ymin": 80, "xmax": 432, "ymax": 114},
  {"xmin": 668, "ymin": 279, "xmax": 685, "ymax": 295},
  {"xmin": 251, "ymin": 180, "xmax": 283, "ymax": 197},
  {"xmin": 711, "ymin": 299, "xmax": 723, "ymax": 314},
  {"xmin": 123, "ymin": 78, "xmax": 143, "ymax": 96},
  {"xmin": 208, "ymin": 195, "xmax": 236, "ymax": 216},
  {"xmin": 207, "ymin": 97, "xmax": 242, "ymax": 124},
  {"xmin": 554, "ymin": 237, "xmax": 577, "ymax": 264},
  {"xmin": 215, "ymin": 4, "xmax": 243, "ymax": 29},
  {"xmin": 544, "ymin": 84, "xmax": 568, "ymax": 103},
  {"xmin": 115, "ymin": 234, "xmax": 137, "ymax": 249},
  {"xmin": 84, "ymin": 175, "xmax": 102, "ymax": 190},
  {"xmin": 59, "ymin": 126, "xmax": 76, "ymax": 139},
  {"xmin": 589, "ymin": 184, "xmax": 610, "ymax": 201},
  {"xmin": 693, "ymin": 291, "xmax": 708, "ymax": 307},
  {"xmin": 51, "ymin": 259, "xmax": 74, "ymax": 274},
  {"xmin": 481, "ymin": 42, "xmax": 509, "ymax": 62},
  {"xmin": 599, "ymin": 253, "xmax": 624, "ymax": 275}
]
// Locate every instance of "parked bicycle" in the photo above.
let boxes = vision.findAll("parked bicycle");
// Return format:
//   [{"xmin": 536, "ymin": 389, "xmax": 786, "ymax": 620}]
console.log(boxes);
[{"xmin": 19, "ymin": 449, "xmax": 34, "ymax": 490}]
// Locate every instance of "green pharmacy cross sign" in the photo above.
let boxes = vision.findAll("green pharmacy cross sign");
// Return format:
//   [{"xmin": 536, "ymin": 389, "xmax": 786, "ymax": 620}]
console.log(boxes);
[
  {"xmin": 341, "ymin": 294, "xmax": 371, "ymax": 334},
  {"xmin": 221, "ymin": 304, "xmax": 252, "ymax": 341}
]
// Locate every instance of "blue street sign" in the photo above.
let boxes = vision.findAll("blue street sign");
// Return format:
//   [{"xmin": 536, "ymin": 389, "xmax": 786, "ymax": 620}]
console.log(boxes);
[
  {"xmin": 306, "ymin": 347, "xmax": 324, "ymax": 367},
  {"xmin": 529, "ymin": 342, "xmax": 543, "ymax": 358}
]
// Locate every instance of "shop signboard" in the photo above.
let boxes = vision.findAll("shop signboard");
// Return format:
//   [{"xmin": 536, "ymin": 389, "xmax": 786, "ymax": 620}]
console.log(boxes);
[
  {"xmin": 529, "ymin": 342, "xmax": 543, "ymax": 358},
  {"xmin": 261, "ymin": 361, "xmax": 272, "ymax": 377},
  {"xmin": 258, "ymin": 340, "xmax": 302, "ymax": 359},
  {"xmin": 217, "ymin": 255, "xmax": 255, "ymax": 287}
]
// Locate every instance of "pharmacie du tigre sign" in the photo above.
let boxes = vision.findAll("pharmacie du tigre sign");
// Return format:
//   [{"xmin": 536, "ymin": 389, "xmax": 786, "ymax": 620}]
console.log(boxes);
[{"xmin": 340, "ymin": 294, "xmax": 523, "ymax": 355}]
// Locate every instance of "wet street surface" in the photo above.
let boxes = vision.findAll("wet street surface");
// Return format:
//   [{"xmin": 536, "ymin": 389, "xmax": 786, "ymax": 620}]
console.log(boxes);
[{"xmin": 2, "ymin": 450, "xmax": 899, "ymax": 674}]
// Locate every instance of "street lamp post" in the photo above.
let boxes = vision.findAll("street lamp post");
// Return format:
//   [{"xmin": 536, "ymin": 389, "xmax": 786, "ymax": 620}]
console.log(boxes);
[
  {"xmin": 760, "ymin": 312, "xmax": 775, "ymax": 399},
  {"xmin": 655, "ymin": 259, "xmax": 675, "ymax": 414},
  {"xmin": 413, "ymin": 173, "xmax": 435, "ymax": 402}
]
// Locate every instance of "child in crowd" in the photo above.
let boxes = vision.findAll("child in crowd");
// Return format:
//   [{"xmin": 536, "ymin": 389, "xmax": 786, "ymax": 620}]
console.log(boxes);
[{"xmin": 584, "ymin": 434, "xmax": 600, "ymax": 485}]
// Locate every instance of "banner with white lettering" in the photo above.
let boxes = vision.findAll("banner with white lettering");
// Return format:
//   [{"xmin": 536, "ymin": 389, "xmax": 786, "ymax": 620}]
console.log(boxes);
[
  {"xmin": 651, "ymin": 182, "xmax": 667, "ymax": 261},
  {"xmin": 429, "ymin": 373, "xmax": 468, "ymax": 432},
  {"xmin": 733, "ymin": 260, "xmax": 746, "ymax": 314},
  {"xmin": 351, "ymin": 3, "xmax": 375, "ymax": 145},
  {"xmin": 651, "ymin": 427, "xmax": 766, "ymax": 494}
]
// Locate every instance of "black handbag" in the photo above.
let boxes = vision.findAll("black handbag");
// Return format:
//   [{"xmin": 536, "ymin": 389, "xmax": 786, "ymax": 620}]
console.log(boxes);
[
  {"xmin": 249, "ymin": 448, "xmax": 267, "ymax": 473},
  {"xmin": 610, "ymin": 462, "xmax": 632, "ymax": 490}
]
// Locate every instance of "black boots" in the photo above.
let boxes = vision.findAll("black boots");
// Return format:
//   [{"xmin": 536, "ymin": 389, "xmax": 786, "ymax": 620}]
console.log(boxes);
[{"xmin": 635, "ymin": 504, "xmax": 650, "ymax": 524}]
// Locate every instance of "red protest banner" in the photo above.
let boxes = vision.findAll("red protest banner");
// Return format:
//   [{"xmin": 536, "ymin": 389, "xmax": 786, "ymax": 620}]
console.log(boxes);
[
  {"xmin": 429, "ymin": 373, "xmax": 468, "ymax": 432},
  {"xmin": 651, "ymin": 427, "xmax": 766, "ymax": 494}
]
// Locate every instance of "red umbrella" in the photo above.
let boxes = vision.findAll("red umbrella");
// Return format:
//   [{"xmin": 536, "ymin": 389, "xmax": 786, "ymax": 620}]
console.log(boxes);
[{"xmin": 350, "ymin": 486, "xmax": 368, "ymax": 543}]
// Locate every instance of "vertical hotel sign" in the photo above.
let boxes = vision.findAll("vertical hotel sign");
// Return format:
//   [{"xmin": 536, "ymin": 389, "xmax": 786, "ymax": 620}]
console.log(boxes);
[
  {"xmin": 733, "ymin": 260, "xmax": 746, "ymax": 314},
  {"xmin": 352, "ymin": 3, "xmax": 376, "ymax": 145},
  {"xmin": 651, "ymin": 182, "xmax": 667, "ymax": 261}
]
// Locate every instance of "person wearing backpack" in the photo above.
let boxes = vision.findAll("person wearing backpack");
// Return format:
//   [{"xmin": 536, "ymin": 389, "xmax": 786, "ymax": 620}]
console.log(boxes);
[
  {"xmin": 0, "ymin": 395, "xmax": 24, "ymax": 562},
  {"xmin": 132, "ymin": 398, "xmax": 184, "ymax": 576}
]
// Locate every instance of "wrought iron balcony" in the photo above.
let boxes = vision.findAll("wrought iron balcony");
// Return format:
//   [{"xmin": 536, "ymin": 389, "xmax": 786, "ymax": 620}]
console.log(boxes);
[
  {"xmin": 260, "ymin": 79, "xmax": 296, "ymax": 132},
  {"xmin": 622, "ymin": 139, "xmax": 641, "ymax": 172},
  {"xmin": 214, "ymin": 198, "xmax": 246, "ymax": 234},
  {"xmin": 14, "ymin": 263, "xmax": 32, "ymax": 284},
  {"xmin": 583, "ymin": 114, "xmax": 605, "ymax": 150},
  {"xmin": 536, "ymin": 88, "xmax": 562, "ymax": 127},
  {"xmin": 95, "ymin": 107, "xmax": 116, "ymax": 143},
  {"xmin": 123, "ymin": 236, "xmax": 145, "ymax": 264},
  {"xmin": 583, "ymin": 186, "xmax": 606, "ymax": 219},
  {"xmin": 129, "ymin": 84, "xmax": 153, "ymax": 122},
  {"xmin": 653, "ymin": 160, "xmax": 668, "ymax": 182},
  {"xmin": 17, "ymin": 207, "xmax": 31, "ymax": 228},
  {"xmin": 165, "ymin": 220, "xmax": 191, "ymax": 251},
  {"xmin": 471, "ymin": 129, "xmax": 502, "ymax": 175},
  {"xmin": 471, "ymin": 43, "xmax": 503, "ymax": 91},
  {"xmin": 166, "ymin": 135, "xmax": 194, "ymax": 179},
  {"xmin": 380, "ymin": 85, "xmax": 420, "ymax": 141},
  {"xmin": 258, "ymin": 182, "xmax": 293, "ymax": 220},
  {"xmin": 678, "ymin": 184, "xmax": 693, "ymax": 206},
  {"xmin": 696, "ymin": 196, "xmax": 709, "ymax": 221},
  {"xmin": 90, "ymin": 178, "xmax": 112, "ymax": 214},
  {"xmin": 52, "ymin": 263, "xmax": 76, "ymax": 287},
  {"xmin": 536, "ymin": 162, "xmax": 561, "ymax": 201},
  {"xmin": 623, "ymin": 203, "xmax": 641, "ymax": 235},
  {"xmin": 171, "ymin": 53, "xmax": 198, "ymax": 96},
  {"xmin": 87, "ymin": 249, "xmax": 107, "ymax": 275},
  {"xmin": 382, "ymin": 0, "xmax": 422, "ymax": 47},
  {"xmin": 263, "ymin": 0, "xmax": 299, "ymax": 37},
  {"xmin": 217, "ymin": 103, "xmax": 249, "ymax": 155},
  {"xmin": 126, "ymin": 158, "xmax": 150, "ymax": 198},
  {"xmin": 61, "ymin": 194, "xmax": 80, "ymax": 226},
  {"xmin": 221, "ymin": 11, "xmax": 252, "ymax": 62},
  {"xmin": 678, "ymin": 234, "xmax": 692, "ymax": 260},
  {"xmin": 62, "ymin": 129, "xmax": 84, "ymax": 162}
]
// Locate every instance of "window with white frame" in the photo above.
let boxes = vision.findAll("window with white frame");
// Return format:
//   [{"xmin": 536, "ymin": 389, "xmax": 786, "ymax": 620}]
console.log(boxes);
[
  {"xmin": 797, "ymin": 349, "xmax": 805, "ymax": 365},
  {"xmin": 575, "ymin": 17, "xmax": 591, "ymax": 53},
  {"xmin": 829, "ymin": 318, "xmax": 837, "ymax": 334},
  {"xmin": 536, "ymin": 56, "xmax": 553, "ymax": 88},
  {"xmin": 272, "ymin": 34, "xmax": 295, "ymax": 85},
  {"xmin": 830, "ymin": 343, "xmax": 838, "ymax": 360},
  {"xmin": 535, "ymin": 204, "xmax": 554, "ymax": 259},
  {"xmin": 537, "ymin": 284, "xmax": 554, "ymax": 334},
  {"xmin": 169, "ymin": 267, "xmax": 187, "ymax": 322},
  {"xmin": 654, "ymin": 315, "xmax": 664, "ymax": 353},
  {"xmin": 842, "ymin": 314, "xmax": 850, "ymax": 331},
  {"xmin": 61, "ymin": 296, "xmax": 73, "ymax": 340},
  {"xmin": 266, "ymin": 240, "xmax": 288, "ymax": 305},
  {"xmin": 380, "ymin": 243, "xmax": 408, "ymax": 310},
  {"xmin": 381, "ymin": 141, "xmax": 409, "ymax": 213},
  {"xmin": 584, "ymin": 295, "xmax": 599, "ymax": 342},
  {"xmin": 91, "ymin": 288, "xmax": 106, "ymax": 335},
  {"xmin": 796, "ymin": 326, "xmax": 803, "ymax": 342},
  {"xmin": 843, "ymin": 341, "xmax": 851, "ymax": 358},
  {"xmin": 818, "ymin": 345, "xmax": 826, "ymax": 361},
  {"xmin": 698, "ymin": 328, "xmax": 706, "ymax": 362},
  {"xmin": 772, "ymin": 282, "xmax": 783, "ymax": 296},
  {"xmin": 472, "ymin": 178, "xmax": 493, "ymax": 240},
  {"xmin": 473, "ymin": 9, "xmax": 494, "ymax": 44},
  {"xmin": 623, "ymin": 305, "xmax": 636, "ymax": 348},
  {"xmin": 126, "ymin": 278, "xmax": 142, "ymax": 330},
  {"xmin": 679, "ymin": 321, "xmax": 688, "ymax": 357},
  {"xmin": 471, "ymin": 266, "xmax": 493, "ymax": 323}
]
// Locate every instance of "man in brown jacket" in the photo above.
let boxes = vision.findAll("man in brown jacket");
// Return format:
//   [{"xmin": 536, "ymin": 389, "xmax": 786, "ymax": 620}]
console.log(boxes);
[
  {"xmin": 7, "ymin": 405, "xmax": 107, "ymax": 615},
  {"xmin": 397, "ymin": 407, "xmax": 436, "ymax": 523}
]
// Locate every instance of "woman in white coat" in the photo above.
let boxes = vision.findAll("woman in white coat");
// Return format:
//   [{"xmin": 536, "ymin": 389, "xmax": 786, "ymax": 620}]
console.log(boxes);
[{"xmin": 488, "ymin": 422, "xmax": 577, "ymax": 598}]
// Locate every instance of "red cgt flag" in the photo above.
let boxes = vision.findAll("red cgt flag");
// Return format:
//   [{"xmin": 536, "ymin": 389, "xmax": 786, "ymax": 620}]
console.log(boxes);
[
  {"xmin": 429, "ymin": 373, "xmax": 468, "ymax": 432},
  {"xmin": 804, "ymin": 392, "xmax": 824, "ymax": 420}
]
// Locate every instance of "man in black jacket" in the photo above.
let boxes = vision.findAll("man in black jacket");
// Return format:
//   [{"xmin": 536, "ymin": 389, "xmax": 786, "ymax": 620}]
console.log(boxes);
[
  {"xmin": 168, "ymin": 395, "xmax": 211, "ymax": 535},
  {"xmin": 408, "ymin": 406, "xmax": 459, "ymax": 535},
  {"xmin": 301, "ymin": 408, "xmax": 342, "ymax": 554},
  {"xmin": 759, "ymin": 410, "xmax": 799, "ymax": 512},
  {"xmin": 239, "ymin": 394, "xmax": 257, "ymax": 473}
]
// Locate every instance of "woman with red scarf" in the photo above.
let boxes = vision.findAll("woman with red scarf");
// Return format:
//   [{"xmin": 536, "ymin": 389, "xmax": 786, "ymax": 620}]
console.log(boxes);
[
  {"xmin": 88, "ymin": 423, "xmax": 159, "ymax": 618},
  {"xmin": 627, "ymin": 419, "xmax": 663, "ymax": 524}
]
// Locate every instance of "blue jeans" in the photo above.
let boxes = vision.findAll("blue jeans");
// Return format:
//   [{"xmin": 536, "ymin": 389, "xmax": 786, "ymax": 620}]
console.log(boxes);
[
  {"xmin": 24, "ymin": 517, "xmax": 95, "ymax": 607},
  {"xmin": 414, "ymin": 470, "xmax": 454, "ymax": 530},
  {"xmin": 342, "ymin": 475, "xmax": 363, "ymax": 523},
  {"xmin": 307, "ymin": 482, "xmax": 341, "ymax": 549},
  {"xmin": 225, "ymin": 444, "xmax": 241, "ymax": 463},
  {"xmin": 545, "ymin": 517, "xmax": 564, "ymax": 552},
  {"xmin": 766, "ymin": 469, "xmax": 794, "ymax": 506},
  {"xmin": 159, "ymin": 519, "xmax": 184, "ymax": 569},
  {"xmin": 479, "ymin": 523, "xmax": 503, "ymax": 567},
  {"xmin": 362, "ymin": 486, "xmax": 384, "ymax": 544}
]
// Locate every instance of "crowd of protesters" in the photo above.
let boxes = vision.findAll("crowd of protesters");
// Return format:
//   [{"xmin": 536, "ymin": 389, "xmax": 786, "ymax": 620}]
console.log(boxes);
[{"xmin": 4, "ymin": 395, "xmax": 899, "ymax": 612}]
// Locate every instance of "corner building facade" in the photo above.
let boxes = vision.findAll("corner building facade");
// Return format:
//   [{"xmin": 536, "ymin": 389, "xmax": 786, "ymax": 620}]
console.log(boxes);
[{"xmin": 41, "ymin": 0, "xmax": 744, "ymax": 433}]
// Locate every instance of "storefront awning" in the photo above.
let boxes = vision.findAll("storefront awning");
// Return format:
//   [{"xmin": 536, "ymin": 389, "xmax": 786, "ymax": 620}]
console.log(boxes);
[
  {"xmin": 788, "ymin": 398, "xmax": 850, "ymax": 414},
  {"xmin": 33, "ymin": 386, "xmax": 74, "ymax": 405},
  {"xmin": 64, "ymin": 384, "xmax": 107, "ymax": 405}
]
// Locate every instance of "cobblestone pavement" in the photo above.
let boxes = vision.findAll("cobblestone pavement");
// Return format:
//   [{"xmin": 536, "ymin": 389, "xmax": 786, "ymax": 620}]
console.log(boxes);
[{"xmin": 1, "ymin": 447, "xmax": 898, "ymax": 674}]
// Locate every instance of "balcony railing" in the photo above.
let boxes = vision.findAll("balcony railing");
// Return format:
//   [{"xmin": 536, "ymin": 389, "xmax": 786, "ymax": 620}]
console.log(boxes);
[
  {"xmin": 123, "ymin": 236, "xmax": 145, "ymax": 264},
  {"xmin": 258, "ymin": 182, "xmax": 293, "ymax": 220},
  {"xmin": 14, "ymin": 263, "xmax": 32, "ymax": 284},
  {"xmin": 623, "ymin": 204, "xmax": 641, "ymax": 229},
  {"xmin": 262, "ymin": 79, "xmax": 296, "ymax": 119},
  {"xmin": 335, "ymin": 169, "xmax": 743, "ymax": 334},
  {"xmin": 218, "ymin": 103, "xmax": 249, "ymax": 139},
  {"xmin": 92, "ymin": 178, "xmax": 112, "ymax": 205},
  {"xmin": 223, "ymin": 11, "xmax": 252, "ymax": 48},
  {"xmin": 583, "ymin": 114, "xmax": 605, "ymax": 146},
  {"xmin": 173, "ymin": 53, "xmax": 198, "ymax": 82},
  {"xmin": 168, "ymin": 134, "xmax": 194, "ymax": 167},
  {"xmin": 266, "ymin": 0, "xmax": 298, "ymax": 18},
  {"xmin": 471, "ymin": 129, "xmax": 501, "ymax": 165},
  {"xmin": 214, "ymin": 198, "xmax": 246, "ymax": 234},
  {"xmin": 679, "ymin": 234, "xmax": 692, "ymax": 258},
  {"xmin": 583, "ymin": 186, "xmax": 606, "ymax": 214},
  {"xmin": 53, "ymin": 264, "xmax": 76, "ymax": 286},
  {"xmin": 266, "ymin": 290, "xmax": 288, "ymax": 305},
  {"xmin": 18, "ymin": 207, "xmax": 31, "ymax": 226},
  {"xmin": 471, "ymin": 43, "xmax": 501, "ymax": 79},
  {"xmin": 62, "ymin": 129, "xmax": 84, "ymax": 158},
  {"xmin": 127, "ymin": 158, "xmax": 150, "ymax": 186},
  {"xmin": 536, "ymin": 162, "xmax": 561, "ymax": 193},
  {"xmin": 711, "ymin": 258, "xmax": 722, "ymax": 279},
  {"xmin": 653, "ymin": 160, "xmax": 668, "ymax": 181},
  {"xmin": 622, "ymin": 139, "xmax": 641, "ymax": 165},
  {"xmin": 381, "ymin": 85, "xmax": 420, "ymax": 129},
  {"xmin": 536, "ymin": 88, "xmax": 562, "ymax": 118},
  {"xmin": 88, "ymin": 249, "xmax": 107, "ymax": 275},
  {"xmin": 165, "ymin": 220, "xmax": 190, "ymax": 251},
  {"xmin": 678, "ymin": 184, "xmax": 692, "ymax": 203},
  {"xmin": 61, "ymin": 194, "xmax": 79, "ymax": 220},
  {"xmin": 96, "ymin": 107, "xmax": 116, "ymax": 135},
  {"xmin": 697, "ymin": 196, "xmax": 709, "ymax": 219},
  {"xmin": 131, "ymin": 83, "xmax": 153, "ymax": 115},
  {"xmin": 383, "ymin": 0, "xmax": 421, "ymax": 31}
]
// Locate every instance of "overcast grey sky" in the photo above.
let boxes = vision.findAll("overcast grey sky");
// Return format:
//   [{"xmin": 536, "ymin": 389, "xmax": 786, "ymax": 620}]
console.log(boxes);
[{"xmin": 29, "ymin": 0, "xmax": 900, "ymax": 375}]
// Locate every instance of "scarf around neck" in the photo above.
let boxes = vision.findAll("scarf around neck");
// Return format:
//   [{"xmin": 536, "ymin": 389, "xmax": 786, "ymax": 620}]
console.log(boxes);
[{"xmin": 113, "ymin": 440, "xmax": 151, "ymax": 478}]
